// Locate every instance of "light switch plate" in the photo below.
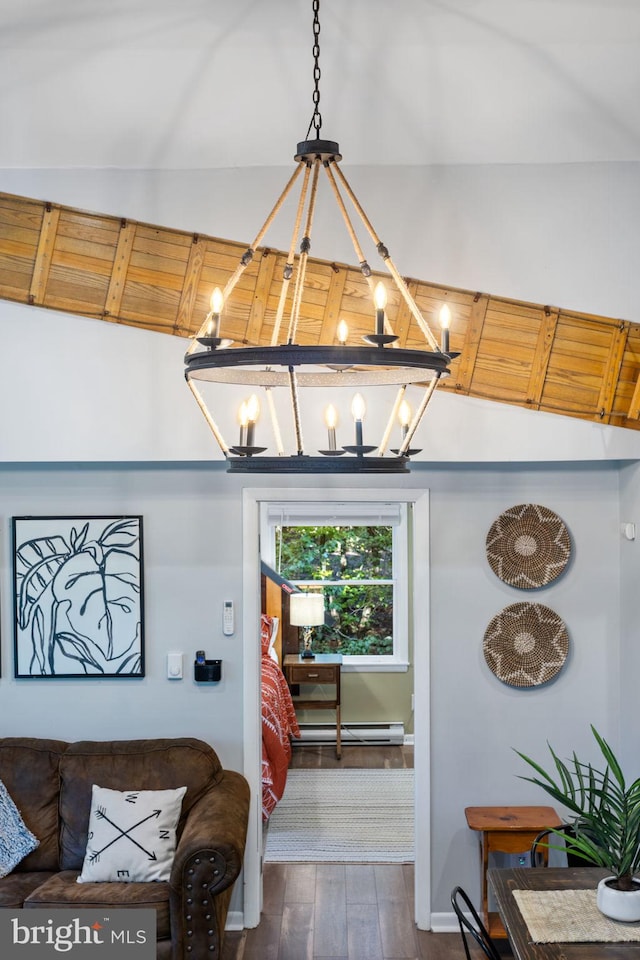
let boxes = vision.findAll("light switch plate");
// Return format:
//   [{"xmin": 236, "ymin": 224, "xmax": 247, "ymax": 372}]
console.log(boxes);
[{"xmin": 167, "ymin": 652, "xmax": 183, "ymax": 680}]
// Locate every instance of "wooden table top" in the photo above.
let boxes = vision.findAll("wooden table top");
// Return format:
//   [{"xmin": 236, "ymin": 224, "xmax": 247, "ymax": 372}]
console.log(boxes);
[
  {"xmin": 465, "ymin": 806, "xmax": 562, "ymax": 831},
  {"xmin": 489, "ymin": 867, "xmax": 639, "ymax": 959},
  {"xmin": 283, "ymin": 653, "xmax": 343, "ymax": 666}
]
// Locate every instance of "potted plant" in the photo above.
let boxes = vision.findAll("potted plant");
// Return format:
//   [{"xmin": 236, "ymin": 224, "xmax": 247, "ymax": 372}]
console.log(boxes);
[{"xmin": 516, "ymin": 725, "xmax": 640, "ymax": 921}]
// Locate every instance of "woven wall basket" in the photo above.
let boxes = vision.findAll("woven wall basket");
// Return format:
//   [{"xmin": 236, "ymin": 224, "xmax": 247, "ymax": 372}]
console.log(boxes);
[
  {"xmin": 486, "ymin": 503, "xmax": 571, "ymax": 589},
  {"xmin": 483, "ymin": 602, "xmax": 569, "ymax": 687}
]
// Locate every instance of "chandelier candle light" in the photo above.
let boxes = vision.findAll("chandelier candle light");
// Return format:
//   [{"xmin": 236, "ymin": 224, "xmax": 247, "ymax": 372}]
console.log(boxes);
[
  {"xmin": 324, "ymin": 404, "xmax": 338, "ymax": 451},
  {"xmin": 184, "ymin": 0, "xmax": 459, "ymax": 474}
]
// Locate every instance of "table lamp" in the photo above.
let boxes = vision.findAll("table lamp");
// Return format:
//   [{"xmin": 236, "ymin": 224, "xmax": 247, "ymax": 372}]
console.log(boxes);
[{"xmin": 289, "ymin": 592, "xmax": 325, "ymax": 659}]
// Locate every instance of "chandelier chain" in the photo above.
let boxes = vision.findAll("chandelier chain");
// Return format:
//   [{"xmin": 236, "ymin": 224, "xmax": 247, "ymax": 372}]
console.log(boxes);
[{"xmin": 306, "ymin": 0, "xmax": 322, "ymax": 139}]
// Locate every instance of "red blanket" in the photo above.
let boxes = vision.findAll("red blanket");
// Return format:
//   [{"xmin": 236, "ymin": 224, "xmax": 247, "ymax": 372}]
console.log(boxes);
[{"xmin": 261, "ymin": 653, "xmax": 300, "ymax": 820}]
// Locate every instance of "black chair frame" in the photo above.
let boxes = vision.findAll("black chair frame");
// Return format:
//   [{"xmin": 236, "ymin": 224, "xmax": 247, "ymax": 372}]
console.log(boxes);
[
  {"xmin": 451, "ymin": 885, "xmax": 502, "ymax": 960},
  {"xmin": 530, "ymin": 823, "xmax": 588, "ymax": 868}
]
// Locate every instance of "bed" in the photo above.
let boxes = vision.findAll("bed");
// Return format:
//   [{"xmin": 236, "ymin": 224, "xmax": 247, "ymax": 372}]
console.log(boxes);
[{"xmin": 261, "ymin": 613, "xmax": 300, "ymax": 820}]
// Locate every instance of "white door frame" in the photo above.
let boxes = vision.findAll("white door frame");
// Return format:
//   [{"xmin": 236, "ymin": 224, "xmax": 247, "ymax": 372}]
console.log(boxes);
[{"xmin": 242, "ymin": 487, "xmax": 431, "ymax": 929}]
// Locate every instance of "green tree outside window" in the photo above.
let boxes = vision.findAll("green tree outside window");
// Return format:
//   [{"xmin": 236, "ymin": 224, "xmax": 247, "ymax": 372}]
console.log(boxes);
[{"xmin": 277, "ymin": 525, "xmax": 394, "ymax": 657}]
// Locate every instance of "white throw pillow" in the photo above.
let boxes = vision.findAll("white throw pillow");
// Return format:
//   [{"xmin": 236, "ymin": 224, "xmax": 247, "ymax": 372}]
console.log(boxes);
[
  {"xmin": 0, "ymin": 778, "xmax": 39, "ymax": 878},
  {"xmin": 77, "ymin": 784, "xmax": 187, "ymax": 883},
  {"xmin": 267, "ymin": 616, "xmax": 280, "ymax": 663}
]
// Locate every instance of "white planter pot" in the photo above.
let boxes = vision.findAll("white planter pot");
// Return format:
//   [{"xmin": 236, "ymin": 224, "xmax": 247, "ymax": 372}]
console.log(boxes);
[{"xmin": 597, "ymin": 877, "xmax": 640, "ymax": 922}]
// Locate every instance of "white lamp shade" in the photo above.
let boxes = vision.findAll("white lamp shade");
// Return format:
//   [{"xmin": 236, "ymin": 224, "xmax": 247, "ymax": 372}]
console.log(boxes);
[{"xmin": 289, "ymin": 592, "xmax": 325, "ymax": 626}]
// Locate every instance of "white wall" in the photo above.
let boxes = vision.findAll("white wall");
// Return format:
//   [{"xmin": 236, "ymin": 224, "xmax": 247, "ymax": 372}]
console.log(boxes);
[
  {"xmin": 0, "ymin": 465, "xmax": 245, "ymax": 763},
  {"xmin": 0, "ymin": 459, "xmax": 624, "ymax": 916},
  {"xmin": 617, "ymin": 461, "xmax": 640, "ymax": 767},
  {"xmin": 0, "ymin": 159, "xmax": 638, "ymax": 920},
  {"xmin": 428, "ymin": 463, "xmax": 621, "ymax": 911}
]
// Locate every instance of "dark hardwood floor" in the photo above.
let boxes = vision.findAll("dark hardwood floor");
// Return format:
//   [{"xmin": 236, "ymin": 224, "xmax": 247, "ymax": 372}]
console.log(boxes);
[
  {"xmin": 221, "ymin": 862, "xmax": 480, "ymax": 959},
  {"xmin": 221, "ymin": 742, "xmax": 505, "ymax": 959},
  {"xmin": 289, "ymin": 741, "xmax": 415, "ymax": 770}
]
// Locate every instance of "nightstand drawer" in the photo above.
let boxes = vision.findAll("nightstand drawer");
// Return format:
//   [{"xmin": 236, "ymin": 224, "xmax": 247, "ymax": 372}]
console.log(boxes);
[
  {"xmin": 288, "ymin": 664, "xmax": 337, "ymax": 684},
  {"xmin": 282, "ymin": 654, "xmax": 342, "ymax": 759}
]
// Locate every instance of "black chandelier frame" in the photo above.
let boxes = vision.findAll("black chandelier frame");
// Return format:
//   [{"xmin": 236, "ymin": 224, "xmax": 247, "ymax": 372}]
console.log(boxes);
[{"xmin": 184, "ymin": 4, "xmax": 458, "ymax": 474}]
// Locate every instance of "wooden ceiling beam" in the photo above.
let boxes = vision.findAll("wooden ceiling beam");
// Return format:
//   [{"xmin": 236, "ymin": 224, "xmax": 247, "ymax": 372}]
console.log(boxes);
[
  {"xmin": 245, "ymin": 249, "xmax": 277, "ymax": 346},
  {"xmin": 1, "ymin": 189, "xmax": 640, "ymax": 433},
  {"xmin": 174, "ymin": 234, "xmax": 207, "ymax": 336},
  {"xmin": 453, "ymin": 293, "xmax": 489, "ymax": 394},
  {"xmin": 28, "ymin": 203, "xmax": 60, "ymax": 306},
  {"xmin": 393, "ymin": 279, "xmax": 420, "ymax": 348},
  {"xmin": 103, "ymin": 219, "xmax": 136, "ymax": 324},
  {"xmin": 627, "ymin": 373, "xmax": 640, "ymax": 421},
  {"xmin": 318, "ymin": 265, "xmax": 348, "ymax": 343},
  {"xmin": 597, "ymin": 322, "xmax": 629, "ymax": 424},
  {"xmin": 526, "ymin": 307, "xmax": 559, "ymax": 410}
]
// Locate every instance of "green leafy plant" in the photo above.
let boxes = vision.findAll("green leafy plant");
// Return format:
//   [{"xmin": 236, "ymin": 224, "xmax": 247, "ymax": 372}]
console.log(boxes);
[{"xmin": 515, "ymin": 725, "xmax": 640, "ymax": 890}]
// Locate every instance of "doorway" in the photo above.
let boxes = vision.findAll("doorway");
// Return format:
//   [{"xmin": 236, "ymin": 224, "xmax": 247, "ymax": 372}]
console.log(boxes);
[{"xmin": 242, "ymin": 487, "xmax": 431, "ymax": 929}]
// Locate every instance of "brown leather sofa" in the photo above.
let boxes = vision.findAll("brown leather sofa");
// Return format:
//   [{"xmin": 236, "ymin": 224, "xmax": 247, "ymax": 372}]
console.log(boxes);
[{"xmin": 0, "ymin": 737, "xmax": 250, "ymax": 959}]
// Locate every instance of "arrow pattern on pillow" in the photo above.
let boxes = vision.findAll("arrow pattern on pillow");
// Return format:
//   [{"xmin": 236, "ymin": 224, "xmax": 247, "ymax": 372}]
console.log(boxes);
[{"xmin": 88, "ymin": 806, "xmax": 162, "ymax": 863}]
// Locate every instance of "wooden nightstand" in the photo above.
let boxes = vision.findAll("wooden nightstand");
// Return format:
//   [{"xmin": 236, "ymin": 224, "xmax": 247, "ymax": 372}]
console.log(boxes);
[
  {"xmin": 283, "ymin": 653, "xmax": 342, "ymax": 759},
  {"xmin": 465, "ymin": 805, "xmax": 562, "ymax": 939}
]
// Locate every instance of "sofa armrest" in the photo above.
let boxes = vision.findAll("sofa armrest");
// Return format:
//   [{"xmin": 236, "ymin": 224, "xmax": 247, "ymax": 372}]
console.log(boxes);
[{"xmin": 169, "ymin": 769, "xmax": 250, "ymax": 959}]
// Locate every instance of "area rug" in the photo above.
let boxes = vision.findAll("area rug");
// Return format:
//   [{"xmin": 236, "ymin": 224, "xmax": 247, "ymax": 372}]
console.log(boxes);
[{"xmin": 264, "ymin": 768, "xmax": 414, "ymax": 863}]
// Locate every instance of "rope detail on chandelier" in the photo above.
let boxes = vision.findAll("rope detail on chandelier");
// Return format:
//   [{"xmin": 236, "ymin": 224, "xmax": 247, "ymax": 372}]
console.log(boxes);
[{"xmin": 184, "ymin": 0, "xmax": 457, "ymax": 473}]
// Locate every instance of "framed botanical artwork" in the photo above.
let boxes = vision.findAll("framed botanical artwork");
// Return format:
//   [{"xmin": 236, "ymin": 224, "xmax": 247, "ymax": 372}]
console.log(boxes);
[{"xmin": 12, "ymin": 516, "xmax": 145, "ymax": 679}]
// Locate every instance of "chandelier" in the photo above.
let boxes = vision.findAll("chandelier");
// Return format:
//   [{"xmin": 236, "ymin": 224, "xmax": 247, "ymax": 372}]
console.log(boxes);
[{"xmin": 184, "ymin": 0, "xmax": 458, "ymax": 474}]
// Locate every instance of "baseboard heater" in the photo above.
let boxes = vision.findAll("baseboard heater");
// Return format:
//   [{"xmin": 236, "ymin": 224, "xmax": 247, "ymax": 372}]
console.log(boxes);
[{"xmin": 296, "ymin": 722, "xmax": 405, "ymax": 746}]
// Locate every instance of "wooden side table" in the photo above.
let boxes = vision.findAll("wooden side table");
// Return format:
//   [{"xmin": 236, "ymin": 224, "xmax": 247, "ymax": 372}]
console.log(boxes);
[
  {"xmin": 283, "ymin": 654, "xmax": 342, "ymax": 759},
  {"xmin": 464, "ymin": 805, "xmax": 562, "ymax": 939}
]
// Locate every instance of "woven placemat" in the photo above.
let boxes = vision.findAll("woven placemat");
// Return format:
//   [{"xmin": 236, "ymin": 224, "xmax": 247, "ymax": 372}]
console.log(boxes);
[
  {"xmin": 513, "ymin": 888, "xmax": 640, "ymax": 943},
  {"xmin": 483, "ymin": 602, "xmax": 569, "ymax": 687},
  {"xmin": 486, "ymin": 503, "xmax": 571, "ymax": 589}
]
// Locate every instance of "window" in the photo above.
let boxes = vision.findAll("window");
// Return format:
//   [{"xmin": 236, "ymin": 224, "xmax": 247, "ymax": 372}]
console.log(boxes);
[{"xmin": 262, "ymin": 501, "xmax": 409, "ymax": 670}]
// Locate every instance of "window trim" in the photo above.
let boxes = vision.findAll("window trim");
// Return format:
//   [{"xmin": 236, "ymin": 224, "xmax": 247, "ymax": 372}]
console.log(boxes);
[{"xmin": 262, "ymin": 501, "xmax": 409, "ymax": 670}]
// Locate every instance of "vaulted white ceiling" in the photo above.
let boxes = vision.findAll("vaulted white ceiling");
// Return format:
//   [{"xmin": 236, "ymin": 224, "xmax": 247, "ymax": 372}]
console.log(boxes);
[{"xmin": 2, "ymin": 0, "xmax": 639, "ymax": 172}]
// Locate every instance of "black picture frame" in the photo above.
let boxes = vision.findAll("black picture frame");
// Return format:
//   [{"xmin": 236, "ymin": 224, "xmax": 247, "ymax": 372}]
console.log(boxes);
[{"xmin": 12, "ymin": 516, "xmax": 145, "ymax": 679}]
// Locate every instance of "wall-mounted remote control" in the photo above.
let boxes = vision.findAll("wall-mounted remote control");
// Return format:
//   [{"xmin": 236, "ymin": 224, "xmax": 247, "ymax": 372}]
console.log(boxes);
[{"xmin": 223, "ymin": 601, "xmax": 234, "ymax": 636}]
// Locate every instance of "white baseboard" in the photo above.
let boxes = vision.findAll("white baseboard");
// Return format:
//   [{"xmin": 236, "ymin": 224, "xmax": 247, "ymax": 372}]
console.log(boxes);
[
  {"xmin": 228, "ymin": 910, "xmax": 459, "ymax": 934},
  {"xmin": 429, "ymin": 911, "xmax": 461, "ymax": 933}
]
